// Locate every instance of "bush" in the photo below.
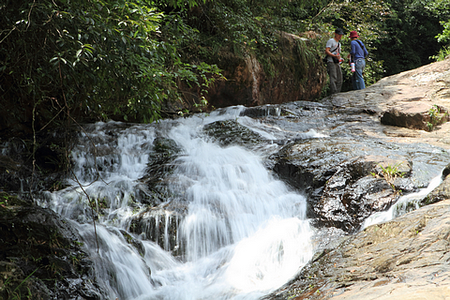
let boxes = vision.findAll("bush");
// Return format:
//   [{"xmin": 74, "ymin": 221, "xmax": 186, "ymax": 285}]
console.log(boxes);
[{"xmin": 0, "ymin": 0, "xmax": 222, "ymax": 130}]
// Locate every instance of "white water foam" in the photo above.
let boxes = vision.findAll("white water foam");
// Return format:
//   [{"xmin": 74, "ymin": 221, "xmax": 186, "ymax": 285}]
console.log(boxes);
[
  {"xmin": 362, "ymin": 174, "xmax": 443, "ymax": 229},
  {"xmin": 42, "ymin": 107, "xmax": 319, "ymax": 300}
]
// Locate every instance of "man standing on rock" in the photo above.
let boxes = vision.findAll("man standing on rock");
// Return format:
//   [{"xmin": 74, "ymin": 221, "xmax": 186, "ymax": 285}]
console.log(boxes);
[{"xmin": 325, "ymin": 28, "xmax": 344, "ymax": 94}]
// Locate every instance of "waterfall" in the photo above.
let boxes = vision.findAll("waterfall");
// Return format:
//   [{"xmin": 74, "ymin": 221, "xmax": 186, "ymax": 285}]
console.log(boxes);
[{"xmin": 41, "ymin": 107, "xmax": 317, "ymax": 299}]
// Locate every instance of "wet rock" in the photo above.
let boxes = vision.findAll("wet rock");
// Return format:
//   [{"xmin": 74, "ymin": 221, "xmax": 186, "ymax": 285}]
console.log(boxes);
[
  {"xmin": 119, "ymin": 229, "xmax": 147, "ymax": 257},
  {"xmin": 420, "ymin": 175, "xmax": 450, "ymax": 207},
  {"xmin": 139, "ymin": 136, "xmax": 182, "ymax": 205},
  {"xmin": 129, "ymin": 207, "xmax": 184, "ymax": 256},
  {"xmin": 0, "ymin": 148, "xmax": 35, "ymax": 196},
  {"xmin": 442, "ymin": 162, "xmax": 450, "ymax": 178},
  {"xmin": 203, "ymin": 119, "xmax": 266, "ymax": 148},
  {"xmin": 314, "ymin": 162, "xmax": 399, "ymax": 232},
  {"xmin": 270, "ymin": 134, "xmax": 446, "ymax": 232},
  {"xmin": 0, "ymin": 130, "xmax": 72, "ymax": 197},
  {"xmin": 264, "ymin": 199, "xmax": 450, "ymax": 300},
  {"xmin": 0, "ymin": 200, "xmax": 104, "ymax": 299},
  {"xmin": 240, "ymin": 105, "xmax": 286, "ymax": 118}
]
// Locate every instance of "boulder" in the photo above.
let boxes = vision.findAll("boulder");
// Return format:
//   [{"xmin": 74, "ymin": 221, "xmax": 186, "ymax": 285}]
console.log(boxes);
[
  {"xmin": 0, "ymin": 202, "xmax": 104, "ymax": 299},
  {"xmin": 179, "ymin": 32, "xmax": 327, "ymax": 111},
  {"xmin": 271, "ymin": 136, "xmax": 447, "ymax": 232},
  {"xmin": 420, "ymin": 175, "xmax": 450, "ymax": 207},
  {"xmin": 381, "ymin": 103, "xmax": 449, "ymax": 131}
]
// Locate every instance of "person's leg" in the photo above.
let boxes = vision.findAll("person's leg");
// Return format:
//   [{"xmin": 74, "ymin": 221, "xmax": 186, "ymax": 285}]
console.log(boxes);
[
  {"xmin": 327, "ymin": 62, "xmax": 339, "ymax": 94},
  {"xmin": 336, "ymin": 65, "xmax": 343, "ymax": 93},
  {"xmin": 355, "ymin": 59, "xmax": 366, "ymax": 90}
]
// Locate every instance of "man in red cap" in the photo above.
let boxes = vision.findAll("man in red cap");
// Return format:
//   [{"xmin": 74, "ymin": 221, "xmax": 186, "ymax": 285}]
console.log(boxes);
[
  {"xmin": 325, "ymin": 28, "xmax": 344, "ymax": 94},
  {"xmin": 348, "ymin": 30, "xmax": 369, "ymax": 90}
]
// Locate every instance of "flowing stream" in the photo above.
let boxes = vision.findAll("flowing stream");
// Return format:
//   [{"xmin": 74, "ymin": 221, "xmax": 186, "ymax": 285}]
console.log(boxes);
[
  {"xmin": 362, "ymin": 174, "xmax": 443, "ymax": 229},
  {"xmin": 41, "ymin": 107, "xmax": 317, "ymax": 299}
]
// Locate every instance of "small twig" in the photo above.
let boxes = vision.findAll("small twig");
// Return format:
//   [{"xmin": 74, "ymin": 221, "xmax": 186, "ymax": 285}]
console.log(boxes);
[
  {"xmin": 70, "ymin": 169, "xmax": 100, "ymax": 253},
  {"xmin": 38, "ymin": 101, "xmax": 65, "ymax": 132},
  {"xmin": 30, "ymin": 101, "xmax": 38, "ymax": 204},
  {"xmin": 57, "ymin": 57, "xmax": 100, "ymax": 253},
  {"xmin": 310, "ymin": 1, "xmax": 335, "ymax": 24},
  {"xmin": 27, "ymin": 0, "xmax": 37, "ymax": 30},
  {"xmin": 0, "ymin": 26, "xmax": 16, "ymax": 44}
]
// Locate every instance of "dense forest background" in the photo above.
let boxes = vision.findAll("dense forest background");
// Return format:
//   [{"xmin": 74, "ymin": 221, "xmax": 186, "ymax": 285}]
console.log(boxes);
[{"xmin": 1, "ymin": 0, "xmax": 450, "ymax": 135}]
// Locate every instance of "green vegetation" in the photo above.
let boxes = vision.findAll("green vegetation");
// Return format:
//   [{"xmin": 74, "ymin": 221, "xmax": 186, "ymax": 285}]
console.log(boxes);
[
  {"xmin": 426, "ymin": 104, "xmax": 449, "ymax": 131},
  {"xmin": 1, "ymin": 0, "xmax": 449, "ymax": 134},
  {"xmin": 0, "ymin": 0, "xmax": 222, "ymax": 131},
  {"xmin": 0, "ymin": 192, "xmax": 29, "ymax": 207},
  {"xmin": 0, "ymin": 193, "xmax": 10, "ymax": 207},
  {"xmin": 426, "ymin": 0, "xmax": 450, "ymax": 61},
  {"xmin": 2, "ymin": 267, "xmax": 39, "ymax": 300},
  {"xmin": 371, "ymin": 162, "xmax": 406, "ymax": 192},
  {"xmin": 373, "ymin": 0, "xmax": 449, "ymax": 76}
]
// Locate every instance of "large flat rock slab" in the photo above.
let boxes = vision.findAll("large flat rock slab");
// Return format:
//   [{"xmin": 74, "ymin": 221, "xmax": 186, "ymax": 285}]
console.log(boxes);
[
  {"xmin": 381, "ymin": 102, "xmax": 449, "ymax": 131},
  {"xmin": 265, "ymin": 200, "xmax": 450, "ymax": 300},
  {"xmin": 263, "ymin": 58, "xmax": 450, "ymax": 300},
  {"xmin": 321, "ymin": 58, "xmax": 450, "ymax": 149}
]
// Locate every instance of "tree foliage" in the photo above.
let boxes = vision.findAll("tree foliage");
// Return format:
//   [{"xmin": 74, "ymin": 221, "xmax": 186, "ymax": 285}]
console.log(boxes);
[
  {"xmin": 289, "ymin": 0, "xmax": 448, "ymax": 83},
  {"xmin": 0, "ymin": 0, "xmax": 222, "ymax": 131},
  {"xmin": 302, "ymin": 0, "xmax": 389, "ymax": 90},
  {"xmin": 180, "ymin": 0, "xmax": 391, "ymax": 92},
  {"xmin": 1, "ymin": 0, "xmax": 449, "ymax": 134},
  {"xmin": 430, "ymin": 0, "xmax": 450, "ymax": 60},
  {"xmin": 371, "ymin": 0, "xmax": 448, "ymax": 75}
]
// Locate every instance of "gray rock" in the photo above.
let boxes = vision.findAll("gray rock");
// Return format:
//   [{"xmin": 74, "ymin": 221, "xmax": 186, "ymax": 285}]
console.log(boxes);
[
  {"xmin": 262, "ymin": 58, "xmax": 450, "ymax": 300},
  {"xmin": 264, "ymin": 199, "xmax": 450, "ymax": 300}
]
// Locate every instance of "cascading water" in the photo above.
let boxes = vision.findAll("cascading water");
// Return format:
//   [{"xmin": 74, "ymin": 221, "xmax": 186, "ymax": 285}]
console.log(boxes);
[
  {"xmin": 40, "ymin": 106, "xmax": 317, "ymax": 300},
  {"xmin": 362, "ymin": 174, "xmax": 443, "ymax": 229}
]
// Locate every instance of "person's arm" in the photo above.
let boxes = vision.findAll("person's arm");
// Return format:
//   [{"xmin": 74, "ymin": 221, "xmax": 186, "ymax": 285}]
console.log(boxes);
[
  {"xmin": 349, "ymin": 41, "xmax": 356, "ymax": 61},
  {"xmin": 325, "ymin": 47, "xmax": 340, "ymax": 59},
  {"xmin": 347, "ymin": 42, "xmax": 352, "ymax": 60}
]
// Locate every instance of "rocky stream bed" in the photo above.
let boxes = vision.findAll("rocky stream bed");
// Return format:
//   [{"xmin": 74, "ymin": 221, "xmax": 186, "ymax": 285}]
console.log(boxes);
[{"xmin": 1, "ymin": 58, "xmax": 450, "ymax": 299}]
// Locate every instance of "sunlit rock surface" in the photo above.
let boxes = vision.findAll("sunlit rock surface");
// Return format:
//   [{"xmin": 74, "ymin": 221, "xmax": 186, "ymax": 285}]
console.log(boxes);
[
  {"xmin": 264, "ymin": 199, "xmax": 450, "ymax": 300},
  {"xmin": 263, "ymin": 58, "xmax": 450, "ymax": 300},
  {"xmin": 322, "ymin": 58, "xmax": 450, "ymax": 145}
]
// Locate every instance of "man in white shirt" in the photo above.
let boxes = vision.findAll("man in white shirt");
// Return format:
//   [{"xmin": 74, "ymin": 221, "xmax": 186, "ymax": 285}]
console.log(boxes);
[{"xmin": 325, "ymin": 28, "xmax": 344, "ymax": 94}]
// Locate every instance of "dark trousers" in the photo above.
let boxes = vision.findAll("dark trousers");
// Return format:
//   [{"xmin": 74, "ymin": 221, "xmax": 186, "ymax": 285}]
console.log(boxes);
[{"xmin": 327, "ymin": 62, "xmax": 342, "ymax": 94}]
